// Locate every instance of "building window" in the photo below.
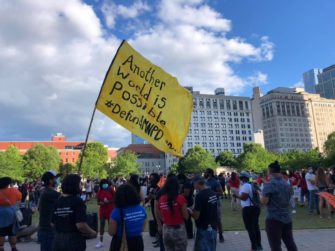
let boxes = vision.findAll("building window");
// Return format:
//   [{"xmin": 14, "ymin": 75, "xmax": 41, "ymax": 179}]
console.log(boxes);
[
  {"xmin": 239, "ymin": 101, "xmax": 244, "ymax": 110},
  {"xmin": 226, "ymin": 100, "xmax": 231, "ymax": 110},
  {"xmin": 213, "ymin": 99, "xmax": 218, "ymax": 109},
  {"xmin": 233, "ymin": 100, "xmax": 237, "ymax": 110},
  {"xmin": 219, "ymin": 100, "xmax": 225, "ymax": 109}
]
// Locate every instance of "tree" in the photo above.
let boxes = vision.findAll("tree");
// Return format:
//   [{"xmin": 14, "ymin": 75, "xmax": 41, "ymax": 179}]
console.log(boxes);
[
  {"xmin": 215, "ymin": 151, "xmax": 237, "ymax": 167},
  {"xmin": 59, "ymin": 163, "xmax": 75, "ymax": 177},
  {"xmin": 178, "ymin": 145, "xmax": 216, "ymax": 174},
  {"xmin": 281, "ymin": 149, "xmax": 321, "ymax": 170},
  {"xmin": 23, "ymin": 144, "xmax": 61, "ymax": 180},
  {"xmin": 0, "ymin": 146, "xmax": 24, "ymax": 181},
  {"xmin": 109, "ymin": 152, "xmax": 140, "ymax": 178},
  {"xmin": 237, "ymin": 143, "xmax": 277, "ymax": 172},
  {"xmin": 324, "ymin": 132, "xmax": 335, "ymax": 166},
  {"xmin": 77, "ymin": 142, "xmax": 108, "ymax": 178}
]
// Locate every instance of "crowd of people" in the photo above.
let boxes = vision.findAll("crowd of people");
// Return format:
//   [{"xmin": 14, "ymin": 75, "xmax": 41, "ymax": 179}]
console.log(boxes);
[{"xmin": 0, "ymin": 163, "xmax": 334, "ymax": 251}]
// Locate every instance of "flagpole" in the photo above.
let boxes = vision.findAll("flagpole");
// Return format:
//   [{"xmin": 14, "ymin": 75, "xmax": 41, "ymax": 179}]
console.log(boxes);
[{"xmin": 77, "ymin": 40, "xmax": 126, "ymax": 173}]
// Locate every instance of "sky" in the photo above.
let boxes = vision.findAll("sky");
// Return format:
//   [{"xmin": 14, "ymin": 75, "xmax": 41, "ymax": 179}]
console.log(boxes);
[{"xmin": 1, "ymin": 0, "xmax": 334, "ymax": 148}]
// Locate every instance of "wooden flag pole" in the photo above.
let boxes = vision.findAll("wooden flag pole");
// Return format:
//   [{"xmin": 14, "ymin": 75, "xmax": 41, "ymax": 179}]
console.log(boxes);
[{"xmin": 77, "ymin": 40, "xmax": 126, "ymax": 173}]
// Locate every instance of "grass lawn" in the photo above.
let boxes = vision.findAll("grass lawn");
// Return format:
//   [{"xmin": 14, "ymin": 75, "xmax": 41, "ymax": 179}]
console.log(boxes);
[{"xmin": 33, "ymin": 198, "xmax": 335, "ymax": 231}]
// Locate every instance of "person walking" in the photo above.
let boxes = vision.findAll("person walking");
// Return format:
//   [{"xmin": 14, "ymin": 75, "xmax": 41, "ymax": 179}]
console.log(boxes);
[
  {"xmin": 261, "ymin": 161, "xmax": 298, "ymax": 251},
  {"xmin": 0, "ymin": 177, "xmax": 22, "ymax": 251},
  {"xmin": 204, "ymin": 168, "xmax": 224, "ymax": 242},
  {"xmin": 95, "ymin": 179, "xmax": 115, "ymax": 249},
  {"xmin": 234, "ymin": 172, "xmax": 262, "ymax": 251},
  {"xmin": 190, "ymin": 175, "xmax": 218, "ymax": 251},
  {"xmin": 109, "ymin": 184, "xmax": 146, "ymax": 251},
  {"xmin": 156, "ymin": 176, "xmax": 189, "ymax": 251},
  {"xmin": 305, "ymin": 167, "xmax": 320, "ymax": 215},
  {"xmin": 52, "ymin": 174, "xmax": 97, "ymax": 251},
  {"xmin": 38, "ymin": 171, "xmax": 61, "ymax": 251}
]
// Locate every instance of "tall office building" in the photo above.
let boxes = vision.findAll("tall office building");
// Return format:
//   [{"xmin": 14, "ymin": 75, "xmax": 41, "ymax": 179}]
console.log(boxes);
[
  {"xmin": 183, "ymin": 87, "xmax": 254, "ymax": 156},
  {"xmin": 303, "ymin": 68, "xmax": 322, "ymax": 94},
  {"xmin": 259, "ymin": 87, "xmax": 335, "ymax": 153},
  {"xmin": 315, "ymin": 64, "xmax": 335, "ymax": 99}
]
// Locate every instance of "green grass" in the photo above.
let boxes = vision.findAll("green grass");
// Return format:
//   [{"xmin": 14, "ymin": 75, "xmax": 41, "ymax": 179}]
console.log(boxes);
[{"xmin": 33, "ymin": 198, "xmax": 335, "ymax": 231}]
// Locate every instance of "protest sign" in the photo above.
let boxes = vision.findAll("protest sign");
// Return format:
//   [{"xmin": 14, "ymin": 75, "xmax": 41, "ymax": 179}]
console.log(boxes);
[{"xmin": 96, "ymin": 41, "xmax": 193, "ymax": 156}]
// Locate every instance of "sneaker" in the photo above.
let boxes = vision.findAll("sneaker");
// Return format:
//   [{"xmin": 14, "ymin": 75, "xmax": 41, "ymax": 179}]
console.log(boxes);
[
  {"xmin": 95, "ymin": 241, "xmax": 103, "ymax": 249},
  {"xmin": 219, "ymin": 234, "xmax": 225, "ymax": 243},
  {"xmin": 292, "ymin": 210, "xmax": 296, "ymax": 214}
]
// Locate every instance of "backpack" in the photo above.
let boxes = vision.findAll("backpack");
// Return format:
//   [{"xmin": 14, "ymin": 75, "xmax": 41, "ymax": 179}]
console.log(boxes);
[{"xmin": 248, "ymin": 182, "xmax": 261, "ymax": 208}]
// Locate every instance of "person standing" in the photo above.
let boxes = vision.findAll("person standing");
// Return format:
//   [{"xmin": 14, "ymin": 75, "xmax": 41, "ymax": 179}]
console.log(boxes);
[
  {"xmin": 0, "ymin": 177, "xmax": 22, "ymax": 251},
  {"xmin": 38, "ymin": 171, "xmax": 61, "ymax": 251},
  {"xmin": 190, "ymin": 176, "xmax": 218, "ymax": 251},
  {"xmin": 228, "ymin": 172, "xmax": 240, "ymax": 211},
  {"xmin": 52, "ymin": 174, "xmax": 96, "ymax": 251},
  {"xmin": 315, "ymin": 168, "xmax": 331, "ymax": 218},
  {"xmin": 109, "ymin": 184, "xmax": 146, "ymax": 251},
  {"xmin": 204, "ymin": 168, "xmax": 224, "ymax": 242},
  {"xmin": 156, "ymin": 177, "xmax": 189, "ymax": 251},
  {"xmin": 261, "ymin": 161, "xmax": 298, "ymax": 251},
  {"xmin": 95, "ymin": 179, "xmax": 114, "ymax": 249},
  {"xmin": 305, "ymin": 167, "xmax": 320, "ymax": 215},
  {"xmin": 234, "ymin": 172, "xmax": 262, "ymax": 251}
]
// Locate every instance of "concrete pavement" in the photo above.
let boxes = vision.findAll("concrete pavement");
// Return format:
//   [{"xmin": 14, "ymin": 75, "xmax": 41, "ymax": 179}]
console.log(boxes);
[{"xmin": 4, "ymin": 229, "xmax": 335, "ymax": 251}]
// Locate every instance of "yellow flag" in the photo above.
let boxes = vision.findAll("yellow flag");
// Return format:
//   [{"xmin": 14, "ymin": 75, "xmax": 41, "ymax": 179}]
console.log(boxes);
[{"xmin": 97, "ymin": 41, "xmax": 193, "ymax": 157}]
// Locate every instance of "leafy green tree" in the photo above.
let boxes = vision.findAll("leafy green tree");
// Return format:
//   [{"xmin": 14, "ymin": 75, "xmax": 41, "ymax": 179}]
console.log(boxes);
[
  {"xmin": 169, "ymin": 163, "xmax": 178, "ymax": 174},
  {"xmin": 324, "ymin": 132, "xmax": 335, "ymax": 166},
  {"xmin": 237, "ymin": 143, "xmax": 277, "ymax": 172},
  {"xmin": 281, "ymin": 149, "xmax": 321, "ymax": 170},
  {"xmin": 0, "ymin": 146, "xmax": 24, "ymax": 181},
  {"xmin": 23, "ymin": 144, "xmax": 61, "ymax": 180},
  {"xmin": 77, "ymin": 142, "xmax": 108, "ymax": 178},
  {"xmin": 215, "ymin": 151, "xmax": 237, "ymax": 167},
  {"xmin": 59, "ymin": 163, "xmax": 75, "ymax": 177},
  {"xmin": 109, "ymin": 152, "xmax": 140, "ymax": 178},
  {"xmin": 178, "ymin": 145, "xmax": 216, "ymax": 174}
]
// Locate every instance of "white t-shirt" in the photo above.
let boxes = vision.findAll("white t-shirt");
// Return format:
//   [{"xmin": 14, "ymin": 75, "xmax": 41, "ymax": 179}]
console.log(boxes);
[
  {"xmin": 239, "ymin": 183, "xmax": 253, "ymax": 208},
  {"xmin": 305, "ymin": 172, "xmax": 317, "ymax": 191}
]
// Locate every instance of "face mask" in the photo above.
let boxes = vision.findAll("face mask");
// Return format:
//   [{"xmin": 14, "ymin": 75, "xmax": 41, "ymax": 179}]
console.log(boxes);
[
  {"xmin": 54, "ymin": 178, "xmax": 60, "ymax": 187},
  {"xmin": 102, "ymin": 184, "xmax": 109, "ymax": 189}
]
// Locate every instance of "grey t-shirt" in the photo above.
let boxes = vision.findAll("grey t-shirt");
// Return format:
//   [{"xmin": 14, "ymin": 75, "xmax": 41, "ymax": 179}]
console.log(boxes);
[{"xmin": 262, "ymin": 176, "xmax": 293, "ymax": 224}]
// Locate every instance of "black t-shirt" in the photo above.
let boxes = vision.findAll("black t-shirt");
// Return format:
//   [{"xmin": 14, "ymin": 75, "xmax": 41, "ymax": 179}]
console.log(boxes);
[
  {"xmin": 52, "ymin": 195, "xmax": 87, "ymax": 233},
  {"xmin": 39, "ymin": 187, "xmax": 60, "ymax": 229},
  {"xmin": 194, "ymin": 188, "xmax": 218, "ymax": 230}
]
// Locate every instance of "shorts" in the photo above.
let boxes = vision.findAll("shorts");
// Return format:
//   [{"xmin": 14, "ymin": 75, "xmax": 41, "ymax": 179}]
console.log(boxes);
[{"xmin": 0, "ymin": 225, "xmax": 14, "ymax": 237}]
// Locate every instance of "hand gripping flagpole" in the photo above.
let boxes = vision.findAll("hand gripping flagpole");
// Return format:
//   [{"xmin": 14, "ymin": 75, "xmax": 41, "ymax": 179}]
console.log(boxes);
[{"xmin": 77, "ymin": 40, "xmax": 126, "ymax": 173}]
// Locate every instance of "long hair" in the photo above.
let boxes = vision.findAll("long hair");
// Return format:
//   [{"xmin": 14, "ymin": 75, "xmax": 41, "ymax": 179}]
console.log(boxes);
[
  {"xmin": 128, "ymin": 174, "xmax": 141, "ymax": 193},
  {"xmin": 114, "ymin": 184, "xmax": 140, "ymax": 208},
  {"xmin": 231, "ymin": 172, "xmax": 237, "ymax": 181},
  {"xmin": 315, "ymin": 167, "xmax": 326, "ymax": 185},
  {"xmin": 162, "ymin": 176, "xmax": 179, "ymax": 213}
]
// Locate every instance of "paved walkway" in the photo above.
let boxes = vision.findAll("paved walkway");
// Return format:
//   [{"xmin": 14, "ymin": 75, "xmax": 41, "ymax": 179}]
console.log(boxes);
[{"xmin": 4, "ymin": 229, "xmax": 335, "ymax": 251}]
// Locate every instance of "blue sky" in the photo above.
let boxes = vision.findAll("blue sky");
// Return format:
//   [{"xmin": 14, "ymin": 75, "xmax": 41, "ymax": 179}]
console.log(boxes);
[{"xmin": 0, "ymin": 0, "xmax": 334, "ymax": 146}]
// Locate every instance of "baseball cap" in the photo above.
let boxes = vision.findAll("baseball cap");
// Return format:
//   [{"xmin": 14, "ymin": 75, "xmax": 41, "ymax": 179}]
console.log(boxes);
[{"xmin": 41, "ymin": 170, "xmax": 60, "ymax": 185}]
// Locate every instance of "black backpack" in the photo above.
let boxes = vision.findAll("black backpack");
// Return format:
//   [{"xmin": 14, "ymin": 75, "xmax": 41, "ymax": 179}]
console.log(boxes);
[{"xmin": 248, "ymin": 182, "xmax": 261, "ymax": 208}]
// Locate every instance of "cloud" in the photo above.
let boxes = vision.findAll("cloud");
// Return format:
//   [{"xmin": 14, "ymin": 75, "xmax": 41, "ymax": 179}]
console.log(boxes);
[
  {"xmin": 0, "ymin": 0, "xmax": 274, "ymax": 147},
  {"xmin": 291, "ymin": 81, "xmax": 304, "ymax": 88},
  {"xmin": 101, "ymin": 0, "xmax": 151, "ymax": 29},
  {"xmin": 246, "ymin": 72, "xmax": 268, "ymax": 87}
]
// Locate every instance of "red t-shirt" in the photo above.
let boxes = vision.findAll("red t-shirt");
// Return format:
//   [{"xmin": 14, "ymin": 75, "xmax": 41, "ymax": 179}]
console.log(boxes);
[
  {"xmin": 158, "ymin": 194, "xmax": 186, "ymax": 225},
  {"xmin": 97, "ymin": 189, "xmax": 115, "ymax": 219},
  {"xmin": 289, "ymin": 174, "xmax": 299, "ymax": 186},
  {"xmin": 229, "ymin": 178, "xmax": 240, "ymax": 188},
  {"xmin": 256, "ymin": 176, "xmax": 264, "ymax": 186}
]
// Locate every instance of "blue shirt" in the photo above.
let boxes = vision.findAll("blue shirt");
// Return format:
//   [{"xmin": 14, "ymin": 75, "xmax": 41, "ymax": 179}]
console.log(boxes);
[
  {"xmin": 111, "ymin": 205, "xmax": 146, "ymax": 237},
  {"xmin": 0, "ymin": 205, "xmax": 16, "ymax": 228},
  {"xmin": 262, "ymin": 177, "xmax": 293, "ymax": 224}
]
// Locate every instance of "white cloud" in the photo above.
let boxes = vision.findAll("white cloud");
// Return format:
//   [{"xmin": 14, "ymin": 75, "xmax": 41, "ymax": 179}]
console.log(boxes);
[
  {"xmin": 101, "ymin": 0, "xmax": 151, "ymax": 29},
  {"xmin": 291, "ymin": 81, "xmax": 304, "ymax": 88},
  {"xmin": 246, "ymin": 72, "xmax": 268, "ymax": 87},
  {"xmin": 0, "ymin": 0, "xmax": 274, "ymax": 147}
]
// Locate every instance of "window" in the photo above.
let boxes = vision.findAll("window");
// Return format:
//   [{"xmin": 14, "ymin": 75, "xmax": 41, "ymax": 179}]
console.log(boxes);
[
  {"xmin": 199, "ymin": 98, "xmax": 204, "ymax": 108},
  {"xmin": 219, "ymin": 99, "xmax": 225, "ymax": 109},
  {"xmin": 208, "ymin": 123, "xmax": 213, "ymax": 128},
  {"xmin": 207, "ymin": 111, "xmax": 212, "ymax": 115},
  {"xmin": 206, "ymin": 99, "xmax": 211, "ymax": 108},
  {"xmin": 226, "ymin": 100, "xmax": 231, "ymax": 110},
  {"xmin": 239, "ymin": 101, "xmax": 244, "ymax": 110},
  {"xmin": 202, "ymin": 136, "xmax": 207, "ymax": 141},
  {"xmin": 216, "ymin": 136, "xmax": 220, "ymax": 141},
  {"xmin": 213, "ymin": 99, "xmax": 218, "ymax": 109},
  {"xmin": 233, "ymin": 100, "xmax": 237, "ymax": 110},
  {"xmin": 201, "ymin": 123, "xmax": 206, "ymax": 127},
  {"xmin": 195, "ymin": 136, "xmax": 199, "ymax": 140},
  {"xmin": 209, "ymin": 136, "xmax": 214, "ymax": 141}
]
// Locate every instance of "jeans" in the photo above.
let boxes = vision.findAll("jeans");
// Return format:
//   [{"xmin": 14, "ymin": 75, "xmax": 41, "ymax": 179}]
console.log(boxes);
[
  {"xmin": 162, "ymin": 225, "xmax": 187, "ymax": 251},
  {"xmin": 242, "ymin": 206, "xmax": 261, "ymax": 250},
  {"xmin": 308, "ymin": 190, "xmax": 320, "ymax": 214},
  {"xmin": 300, "ymin": 189, "xmax": 308, "ymax": 204},
  {"xmin": 265, "ymin": 219, "xmax": 297, "ymax": 251},
  {"xmin": 38, "ymin": 228, "xmax": 55, "ymax": 251},
  {"xmin": 194, "ymin": 227, "xmax": 216, "ymax": 251}
]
